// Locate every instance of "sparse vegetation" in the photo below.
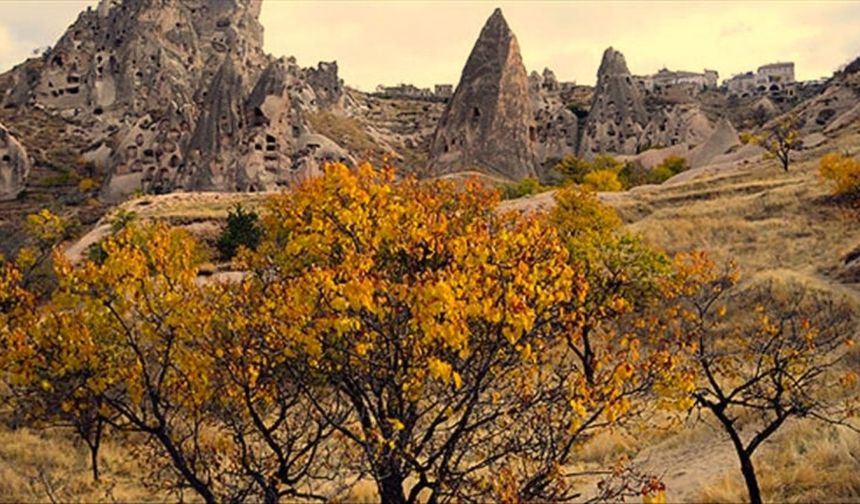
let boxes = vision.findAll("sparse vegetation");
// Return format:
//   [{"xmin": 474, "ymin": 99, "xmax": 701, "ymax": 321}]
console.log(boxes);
[
  {"xmin": 551, "ymin": 154, "xmax": 688, "ymax": 192},
  {"xmin": 500, "ymin": 176, "xmax": 548, "ymax": 199}
]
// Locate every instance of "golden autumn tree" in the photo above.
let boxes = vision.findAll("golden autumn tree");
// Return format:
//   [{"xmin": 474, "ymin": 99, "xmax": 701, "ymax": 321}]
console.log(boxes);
[
  {"xmin": 746, "ymin": 114, "xmax": 802, "ymax": 171},
  {"xmin": 4, "ymin": 223, "xmax": 335, "ymax": 502},
  {"xmin": 2, "ymin": 165, "xmax": 726, "ymax": 502},
  {"xmin": 678, "ymin": 273, "xmax": 859, "ymax": 504},
  {"xmin": 237, "ymin": 163, "xmax": 702, "ymax": 502},
  {"xmin": 545, "ymin": 187, "xmax": 715, "ymax": 468},
  {"xmin": 1, "ymin": 209, "xmax": 108, "ymax": 479},
  {"xmin": 818, "ymin": 152, "xmax": 860, "ymax": 201}
]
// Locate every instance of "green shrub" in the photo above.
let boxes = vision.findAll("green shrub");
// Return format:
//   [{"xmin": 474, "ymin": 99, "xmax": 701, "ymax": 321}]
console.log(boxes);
[
  {"xmin": 109, "ymin": 209, "xmax": 137, "ymax": 233},
  {"xmin": 618, "ymin": 161, "xmax": 649, "ymax": 189},
  {"xmin": 647, "ymin": 155, "xmax": 690, "ymax": 184},
  {"xmin": 217, "ymin": 204, "xmax": 263, "ymax": 260},
  {"xmin": 501, "ymin": 177, "xmax": 547, "ymax": 200},
  {"xmin": 553, "ymin": 155, "xmax": 623, "ymax": 185}
]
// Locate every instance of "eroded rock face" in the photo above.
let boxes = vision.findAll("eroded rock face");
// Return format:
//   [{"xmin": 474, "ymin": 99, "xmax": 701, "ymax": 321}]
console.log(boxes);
[
  {"xmin": 579, "ymin": 47, "xmax": 725, "ymax": 159},
  {"xmin": 579, "ymin": 48, "xmax": 648, "ymax": 156},
  {"xmin": 1, "ymin": 0, "xmax": 346, "ymax": 199},
  {"xmin": 429, "ymin": 8, "xmax": 537, "ymax": 179},
  {"xmin": 639, "ymin": 105, "xmax": 714, "ymax": 150},
  {"xmin": 786, "ymin": 67, "xmax": 860, "ymax": 135},
  {"xmin": 0, "ymin": 123, "xmax": 30, "ymax": 201}
]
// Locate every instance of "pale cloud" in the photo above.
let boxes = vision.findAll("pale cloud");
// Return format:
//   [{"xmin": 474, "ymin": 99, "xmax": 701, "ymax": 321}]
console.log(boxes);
[{"xmin": 1, "ymin": 1, "xmax": 858, "ymax": 92}]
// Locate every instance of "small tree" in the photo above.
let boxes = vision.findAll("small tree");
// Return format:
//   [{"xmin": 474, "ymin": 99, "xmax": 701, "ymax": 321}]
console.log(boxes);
[
  {"xmin": 752, "ymin": 115, "xmax": 802, "ymax": 171},
  {"xmin": 618, "ymin": 161, "xmax": 649, "ymax": 189},
  {"xmin": 217, "ymin": 204, "xmax": 263, "ymax": 260},
  {"xmin": 553, "ymin": 154, "xmax": 623, "ymax": 185},
  {"xmin": 683, "ymin": 276, "xmax": 859, "ymax": 504},
  {"xmin": 500, "ymin": 177, "xmax": 546, "ymax": 200}
]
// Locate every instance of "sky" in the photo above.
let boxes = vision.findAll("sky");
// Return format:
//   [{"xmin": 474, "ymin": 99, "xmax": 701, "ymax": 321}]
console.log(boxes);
[{"xmin": 1, "ymin": 1, "xmax": 859, "ymax": 92}]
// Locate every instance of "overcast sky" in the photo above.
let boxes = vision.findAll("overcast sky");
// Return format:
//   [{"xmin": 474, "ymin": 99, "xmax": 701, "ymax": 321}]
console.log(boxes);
[{"xmin": 1, "ymin": 1, "xmax": 859, "ymax": 92}]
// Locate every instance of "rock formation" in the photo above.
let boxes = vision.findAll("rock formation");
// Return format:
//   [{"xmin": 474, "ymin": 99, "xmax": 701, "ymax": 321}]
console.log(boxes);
[
  {"xmin": 639, "ymin": 105, "xmax": 714, "ymax": 150},
  {"xmin": 577, "ymin": 46, "xmax": 731, "ymax": 163},
  {"xmin": 429, "ymin": 8, "xmax": 537, "ymax": 179},
  {"xmin": 785, "ymin": 63, "xmax": 860, "ymax": 135},
  {"xmin": 686, "ymin": 117, "xmax": 741, "ymax": 167},
  {"xmin": 579, "ymin": 47, "xmax": 648, "ymax": 156},
  {"xmin": 0, "ymin": 123, "xmax": 30, "ymax": 201},
  {"xmin": 1, "ymin": 0, "xmax": 346, "ymax": 200}
]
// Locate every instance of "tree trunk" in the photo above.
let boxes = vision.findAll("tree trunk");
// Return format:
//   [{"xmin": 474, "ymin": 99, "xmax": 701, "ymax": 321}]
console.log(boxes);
[
  {"xmin": 378, "ymin": 472, "xmax": 407, "ymax": 504},
  {"xmin": 707, "ymin": 402, "xmax": 764, "ymax": 504},
  {"xmin": 90, "ymin": 443, "xmax": 100, "ymax": 482},
  {"xmin": 85, "ymin": 419, "xmax": 103, "ymax": 482},
  {"xmin": 737, "ymin": 450, "xmax": 763, "ymax": 504}
]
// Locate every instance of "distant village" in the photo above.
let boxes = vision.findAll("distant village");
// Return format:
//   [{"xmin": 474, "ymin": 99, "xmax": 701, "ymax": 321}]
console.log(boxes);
[{"xmin": 374, "ymin": 60, "xmax": 826, "ymax": 103}]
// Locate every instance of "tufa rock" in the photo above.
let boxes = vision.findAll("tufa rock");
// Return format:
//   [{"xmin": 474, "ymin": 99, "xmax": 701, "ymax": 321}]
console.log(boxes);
[
  {"xmin": 579, "ymin": 47, "xmax": 649, "ymax": 156},
  {"xmin": 0, "ymin": 123, "xmax": 31, "ymax": 201},
  {"xmin": 429, "ymin": 8, "xmax": 537, "ymax": 179},
  {"xmin": 1, "ymin": 0, "xmax": 346, "ymax": 200},
  {"xmin": 686, "ymin": 117, "xmax": 740, "ymax": 167}
]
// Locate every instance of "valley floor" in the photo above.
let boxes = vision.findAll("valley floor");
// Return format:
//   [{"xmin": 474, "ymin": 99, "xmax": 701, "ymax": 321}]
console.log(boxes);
[{"xmin": 5, "ymin": 126, "xmax": 860, "ymax": 502}]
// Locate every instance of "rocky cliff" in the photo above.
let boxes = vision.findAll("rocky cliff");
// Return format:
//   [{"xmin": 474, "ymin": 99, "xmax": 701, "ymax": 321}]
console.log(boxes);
[
  {"xmin": 0, "ymin": 0, "xmax": 346, "ymax": 200},
  {"xmin": 0, "ymin": 123, "xmax": 30, "ymax": 201},
  {"xmin": 429, "ymin": 8, "xmax": 537, "ymax": 179}
]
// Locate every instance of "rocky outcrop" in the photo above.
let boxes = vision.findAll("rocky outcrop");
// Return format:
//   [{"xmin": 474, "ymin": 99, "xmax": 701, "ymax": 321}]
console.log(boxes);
[
  {"xmin": 687, "ymin": 117, "xmax": 740, "ymax": 167},
  {"xmin": 578, "ymin": 47, "xmax": 730, "ymax": 161},
  {"xmin": 579, "ymin": 47, "xmax": 648, "ymax": 156},
  {"xmin": 639, "ymin": 105, "xmax": 714, "ymax": 150},
  {"xmin": 0, "ymin": 123, "xmax": 30, "ymax": 201},
  {"xmin": 783, "ymin": 64, "xmax": 860, "ymax": 135},
  {"xmin": 528, "ymin": 67, "xmax": 584, "ymax": 168},
  {"xmin": 429, "ymin": 8, "xmax": 537, "ymax": 179},
  {"xmin": 1, "ymin": 0, "xmax": 346, "ymax": 200}
]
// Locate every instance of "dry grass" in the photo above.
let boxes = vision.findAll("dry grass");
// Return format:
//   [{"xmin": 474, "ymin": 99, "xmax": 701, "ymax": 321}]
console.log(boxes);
[
  {"xmin": 612, "ymin": 127, "xmax": 860, "ymax": 291},
  {"xmin": 0, "ymin": 427, "xmax": 165, "ymax": 503},
  {"xmin": 699, "ymin": 421, "xmax": 860, "ymax": 503},
  {"xmin": 308, "ymin": 110, "xmax": 389, "ymax": 164}
]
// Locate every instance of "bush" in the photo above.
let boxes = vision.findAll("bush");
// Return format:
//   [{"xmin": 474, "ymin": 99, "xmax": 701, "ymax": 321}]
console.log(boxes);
[
  {"xmin": 553, "ymin": 154, "xmax": 623, "ymax": 184},
  {"xmin": 78, "ymin": 177, "xmax": 99, "ymax": 193},
  {"xmin": 818, "ymin": 152, "xmax": 860, "ymax": 200},
  {"xmin": 582, "ymin": 169, "xmax": 623, "ymax": 192},
  {"xmin": 618, "ymin": 161, "xmax": 649, "ymax": 189},
  {"xmin": 550, "ymin": 185, "xmax": 622, "ymax": 238},
  {"xmin": 500, "ymin": 177, "xmax": 547, "ymax": 199},
  {"xmin": 216, "ymin": 204, "xmax": 262, "ymax": 260},
  {"xmin": 646, "ymin": 155, "xmax": 690, "ymax": 185},
  {"xmin": 658, "ymin": 155, "xmax": 690, "ymax": 176}
]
